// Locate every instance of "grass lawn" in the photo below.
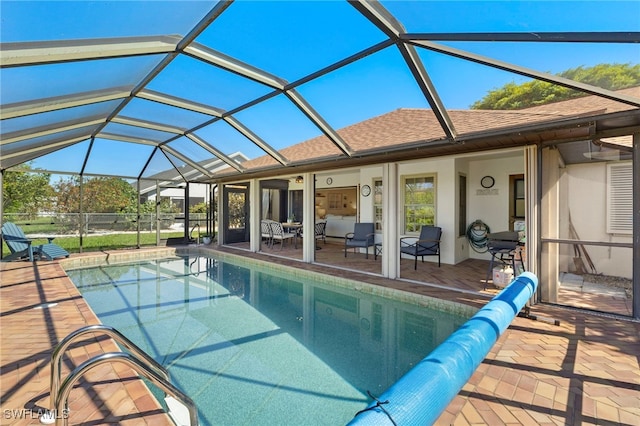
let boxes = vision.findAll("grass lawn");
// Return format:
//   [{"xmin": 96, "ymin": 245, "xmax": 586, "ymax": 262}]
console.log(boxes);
[{"xmin": 1, "ymin": 232, "xmax": 185, "ymax": 258}]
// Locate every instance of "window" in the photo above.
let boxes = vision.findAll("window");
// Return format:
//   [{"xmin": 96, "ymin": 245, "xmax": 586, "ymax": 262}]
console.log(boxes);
[
  {"xmin": 328, "ymin": 193, "xmax": 341, "ymax": 209},
  {"xmin": 607, "ymin": 162, "xmax": 632, "ymax": 234},
  {"xmin": 513, "ymin": 177, "xmax": 525, "ymax": 218},
  {"xmin": 373, "ymin": 179, "xmax": 383, "ymax": 231},
  {"xmin": 403, "ymin": 175, "xmax": 436, "ymax": 233}
]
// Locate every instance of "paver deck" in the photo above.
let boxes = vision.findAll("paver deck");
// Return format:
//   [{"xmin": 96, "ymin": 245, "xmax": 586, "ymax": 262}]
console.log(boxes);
[{"xmin": 1, "ymin": 246, "xmax": 638, "ymax": 425}]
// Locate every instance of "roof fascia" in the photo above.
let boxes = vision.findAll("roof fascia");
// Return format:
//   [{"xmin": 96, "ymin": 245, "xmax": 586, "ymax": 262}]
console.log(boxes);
[
  {"xmin": 0, "ymin": 88, "xmax": 130, "ymax": 120},
  {"xmin": 208, "ymin": 110, "xmax": 640, "ymax": 184},
  {"xmin": 0, "ymin": 35, "xmax": 181, "ymax": 68},
  {"xmin": 410, "ymin": 40, "xmax": 640, "ymax": 108}
]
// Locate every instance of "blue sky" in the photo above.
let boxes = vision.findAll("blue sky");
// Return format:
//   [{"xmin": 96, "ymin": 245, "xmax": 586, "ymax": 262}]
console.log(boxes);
[{"xmin": 2, "ymin": 1, "xmax": 639, "ymax": 176}]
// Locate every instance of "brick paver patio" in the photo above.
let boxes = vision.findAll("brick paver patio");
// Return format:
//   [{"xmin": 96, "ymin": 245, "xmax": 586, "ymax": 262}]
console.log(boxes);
[{"xmin": 1, "ymin": 247, "xmax": 638, "ymax": 425}]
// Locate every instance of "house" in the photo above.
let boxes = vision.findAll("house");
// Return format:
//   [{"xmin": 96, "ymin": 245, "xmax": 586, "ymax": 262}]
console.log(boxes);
[{"xmin": 214, "ymin": 87, "xmax": 637, "ymax": 308}]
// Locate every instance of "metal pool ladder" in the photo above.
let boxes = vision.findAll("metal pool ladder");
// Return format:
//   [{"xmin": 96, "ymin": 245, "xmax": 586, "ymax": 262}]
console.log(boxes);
[{"xmin": 40, "ymin": 324, "xmax": 198, "ymax": 426}]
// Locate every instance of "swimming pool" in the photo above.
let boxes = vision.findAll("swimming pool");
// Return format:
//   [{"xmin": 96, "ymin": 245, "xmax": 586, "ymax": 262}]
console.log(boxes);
[{"xmin": 66, "ymin": 252, "xmax": 474, "ymax": 425}]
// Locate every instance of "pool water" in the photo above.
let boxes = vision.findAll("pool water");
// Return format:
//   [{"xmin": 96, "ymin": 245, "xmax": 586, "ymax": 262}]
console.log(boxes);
[{"xmin": 67, "ymin": 255, "xmax": 471, "ymax": 425}]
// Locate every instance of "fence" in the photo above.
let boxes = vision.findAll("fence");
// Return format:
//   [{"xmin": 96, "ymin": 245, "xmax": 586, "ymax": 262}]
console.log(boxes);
[{"xmin": 2, "ymin": 213, "xmax": 209, "ymax": 236}]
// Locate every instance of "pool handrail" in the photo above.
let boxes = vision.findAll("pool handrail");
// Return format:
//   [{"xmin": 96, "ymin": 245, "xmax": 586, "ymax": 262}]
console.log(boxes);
[
  {"xmin": 349, "ymin": 271, "xmax": 538, "ymax": 425},
  {"xmin": 43, "ymin": 324, "xmax": 197, "ymax": 425},
  {"xmin": 54, "ymin": 352, "xmax": 198, "ymax": 426}
]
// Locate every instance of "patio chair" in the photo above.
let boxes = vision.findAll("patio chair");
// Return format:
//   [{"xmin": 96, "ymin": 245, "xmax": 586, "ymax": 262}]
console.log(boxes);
[
  {"xmin": 261, "ymin": 220, "xmax": 273, "ymax": 247},
  {"xmin": 1, "ymin": 222, "xmax": 69, "ymax": 262},
  {"xmin": 485, "ymin": 231, "xmax": 524, "ymax": 287},
  {"xmin": 269, "ymin": 221, "xmax": 297, "ymax": 250},
  {"xmin": 400, "ymin": 225, "xmax": 442, "ymax": 269},
  {"xmin": 314, "ymin": 221, "xmax": 327, "ymax": 245},
  {"xmin": 344, "ymin": 222, "xmax": 375, "ymax": 258}
]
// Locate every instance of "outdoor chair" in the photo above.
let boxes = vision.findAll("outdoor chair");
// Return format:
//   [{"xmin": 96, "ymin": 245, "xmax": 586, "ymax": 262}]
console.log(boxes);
[
  {"xmin": 314, "ymin": 221, "xmax": 327, "ymax": 245},
  {"xmin": 269, "ymin": 221, "xmax": 297, "ymax": 250},
  {"xmin": 1, "ymin": 222, "xmax": 69, "ymax": 262},
  {"xmin": 344, "ymin": 222, "xmax": 375, "ymax": 258},
  {"xmin": 485, "ymin": 231, "xmax": 524, "ymax": 287},
  {"xmin": 400, "ymin": 225, "xmax": 442, "ymax": 269},
  {"xmin": 261, "ymin": 219, "xmax": 273, "ymax": 247}
]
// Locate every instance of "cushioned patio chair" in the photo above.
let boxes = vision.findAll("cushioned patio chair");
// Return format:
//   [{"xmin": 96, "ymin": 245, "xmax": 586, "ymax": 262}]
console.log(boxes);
[
  {"xmin": 1, "ymin": 222, "xmax": 69, "ymax": 262},
  {"xmin": 344, "ymin": 222, "xmax": 375, "ymax": 258},
  {"xmin": 400, "ymin": 225, "xmax": 442, "ymax": 269}
]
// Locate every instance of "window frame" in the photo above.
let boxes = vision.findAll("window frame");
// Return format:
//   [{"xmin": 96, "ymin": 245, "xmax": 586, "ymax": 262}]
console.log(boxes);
[
  {"xmin": 373, "ymin": 178, "xmax": 383, "ymax": 232},
  {"xmin": 402, "ymin": 174, "xmax": 437, "ymax": 234}
]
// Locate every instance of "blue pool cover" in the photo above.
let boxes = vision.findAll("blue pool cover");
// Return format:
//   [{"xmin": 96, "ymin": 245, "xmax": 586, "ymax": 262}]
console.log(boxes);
[{"xmin": 349, "ymin": 272, "xmax": 538, "ymax": 425}]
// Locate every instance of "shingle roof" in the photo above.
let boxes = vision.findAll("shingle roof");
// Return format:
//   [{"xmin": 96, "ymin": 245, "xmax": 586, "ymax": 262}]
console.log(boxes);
[{"xmin": 237, "ymin": 86, "xmax": 640, "ymax": 171}]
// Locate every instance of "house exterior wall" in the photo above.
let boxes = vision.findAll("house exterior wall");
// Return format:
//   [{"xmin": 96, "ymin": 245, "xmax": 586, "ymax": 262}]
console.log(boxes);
[
  {"xmin": 562, "ymin": 162, "xmax": 633, "ymax": 279},
  {"xmin": 396, "ymin": 157, "xmax": 458, "ymax": 265},
  {"xmin": 454, "ymin": 158, "xmax": 470, "ymax": 264},
  {"xmin": 359, "ymin": 165, "xmax": 383, "ymax": 240},
  {"xmin": 466, "ymin": 152, "xmax": 525, "ymax": 262},
  {"xmin": 315, "ymin": 170, "xmax": 361, "ymax": 238},
  {"xmin": 309, "ymin": 150, "xmax": 526, "ymax": 266}
]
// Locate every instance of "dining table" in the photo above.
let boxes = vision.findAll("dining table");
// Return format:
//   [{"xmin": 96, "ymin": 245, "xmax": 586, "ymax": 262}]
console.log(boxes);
[{"xmin": 282, "ymin": 222, "xmax": 303, "ymax": 248}]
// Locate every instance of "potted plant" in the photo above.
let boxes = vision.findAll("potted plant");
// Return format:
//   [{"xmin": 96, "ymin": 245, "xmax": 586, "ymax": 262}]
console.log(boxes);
[
  {"xmin": 201, "ymin": 233, "xmax": 213, "ymax": 245},
  {"xmin": 287, "ymin": 214, "xmax": 295, "ymax": 223}
]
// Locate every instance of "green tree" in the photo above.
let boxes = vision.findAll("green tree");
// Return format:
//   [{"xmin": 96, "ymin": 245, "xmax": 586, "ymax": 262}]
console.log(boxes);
[
  {"xmin": 139, "ymin": 198, "xmax": 181, "ymax": 214},
  {"xmin": 2, "ymin": 167, "xmax": 54, "ymax": 217},
  {"xmin": 471, "ymin": 63, "xmax": 640, "ymax": 110},
  {"xmin": 228, "ymin": 192, "xmax": 246, "ymax": 228},
  {"xmin": 53, "ymin": 176, "xmax": 138, "ymax": 213},
  {"xmin": 189, "ymin": 202, "xmax": 209, "ymax": 213}
]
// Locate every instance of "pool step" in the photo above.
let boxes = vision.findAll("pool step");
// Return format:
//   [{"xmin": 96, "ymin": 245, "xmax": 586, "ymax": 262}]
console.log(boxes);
[{"xmin": 165, "ymin": 396, "xmax": 191, "ymax": 426}]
